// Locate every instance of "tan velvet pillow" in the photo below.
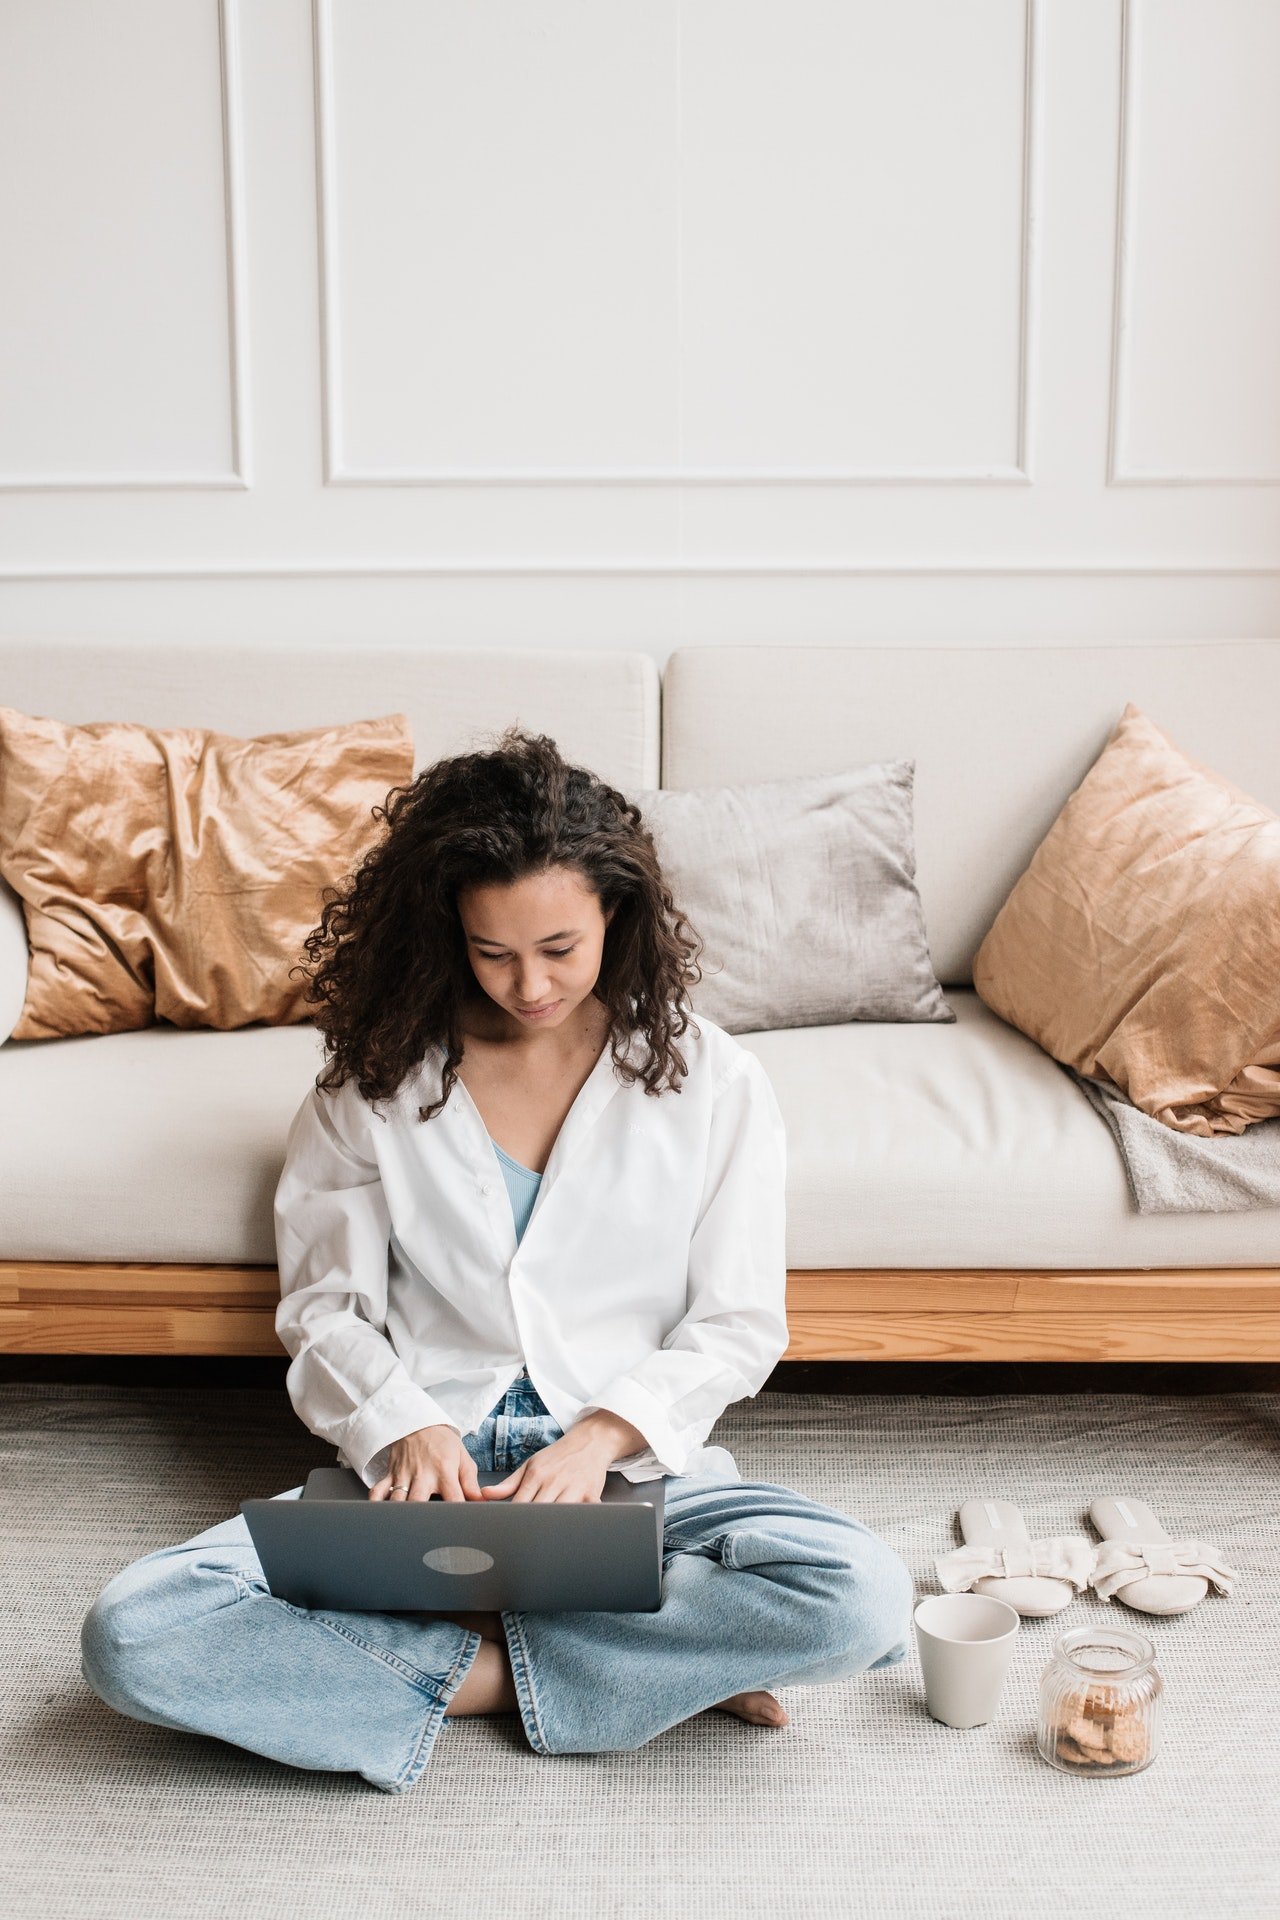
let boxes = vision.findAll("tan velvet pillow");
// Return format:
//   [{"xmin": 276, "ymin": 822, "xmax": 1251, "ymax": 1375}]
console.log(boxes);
[
  {"xmin": 973, "ymin": 704, "xmax": 1280, "ymax": 1137},
  {"xmin": 0, "ymin": 706, "xmax": 414, "ymax": 1039}
]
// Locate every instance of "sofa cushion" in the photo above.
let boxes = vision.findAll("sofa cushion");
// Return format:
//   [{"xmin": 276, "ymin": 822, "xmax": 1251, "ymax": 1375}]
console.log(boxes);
[
  {"xmin": 739, "ymin": 994, "xmax": 1280, "ymax": 1270},
  {"xmin": 661, "ymin": 642, "xmax": 1280, "ymax": 986},
  {"xmin": 0, "ymin": 706, "xmax": 414, "ymax": 1040},
  {"xmin": 0, "ymin": 878, "xmax": 26, "ymax": 1045},
  {"xmin": 632, "ymin": 765, "xmax": 952, "ymax": 1032},
  {"xmin": 2, "ymin": 998, "xmax": 1276, "ymax": 1270},
  {"xmin": 0, "ymin": 1023, "xmax": 328, "ymax": 1264},
  {"xmin": 973, "ymin": 704, "xmax": 1280, "ymax": 1137},
  {"xmin": 0, "ymin": 641, "xmax": 661, "ymax": 792}
]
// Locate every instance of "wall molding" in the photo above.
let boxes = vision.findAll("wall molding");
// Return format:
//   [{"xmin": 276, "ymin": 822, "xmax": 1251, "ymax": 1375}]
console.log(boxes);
[
  {"xmin": 3, "ymin": 559, "xmax": 1278, "ymax": 582},
  {"xmin": 314, "ymin": 0, "xmax": 1042, "ymax": 488},
  {"xmin": 0, "ymin": 0, "xmax": 251, "ymax": 493},
  {"xmin": 1108, "ymin": 0, "xmax": 1280, "ymax": 488}
]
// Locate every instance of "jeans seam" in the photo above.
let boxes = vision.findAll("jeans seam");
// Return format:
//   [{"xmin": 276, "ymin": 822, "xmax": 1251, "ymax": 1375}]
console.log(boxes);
[
  {"xmin": 661, "ymin": 1528, "xmax": 729, "ymax": 1571},
  {"xmin": 390, "ymin": 1627, "xmax": 483, "ymax": 1793},
  {"xmin": 231, "ymin": 1569, "xmax": 481, "ymax": 1793},
  {"xmin": 501, "ymin": 1610, "xmax": 552, "ymax": 1755},
  {"xmin": 252, "ymin": 1582, "xmax": 474, "ymax": 1700}
]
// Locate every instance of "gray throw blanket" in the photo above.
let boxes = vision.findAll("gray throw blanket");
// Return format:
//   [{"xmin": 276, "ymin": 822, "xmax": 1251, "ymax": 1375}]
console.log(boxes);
[{"xmin": 1067, "ymin": 1068, "xmax": 1280, "ymax": 1213}]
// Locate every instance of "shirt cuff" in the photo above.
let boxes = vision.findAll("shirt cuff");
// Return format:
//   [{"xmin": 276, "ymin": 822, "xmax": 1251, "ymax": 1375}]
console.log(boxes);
[
  {"xmin": 343, "ymin": 1375, "xmax": 460, "ymax": 1486},
  {"xmin": 579, "ymin": 1375, "xmax": 692, "ymax": 1477}
]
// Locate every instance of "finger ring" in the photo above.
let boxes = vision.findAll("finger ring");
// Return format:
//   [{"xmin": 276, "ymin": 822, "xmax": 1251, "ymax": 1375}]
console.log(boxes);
[{"xmin": 389, "ymin": 1483, "xmax": 410, "ymax": 1493}]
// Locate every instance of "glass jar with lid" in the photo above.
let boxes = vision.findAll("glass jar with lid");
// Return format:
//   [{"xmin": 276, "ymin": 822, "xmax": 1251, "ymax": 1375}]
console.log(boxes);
[{"xmin": 1036, "ymin": 1625, "xmax": 1163, "ymax": 1776}]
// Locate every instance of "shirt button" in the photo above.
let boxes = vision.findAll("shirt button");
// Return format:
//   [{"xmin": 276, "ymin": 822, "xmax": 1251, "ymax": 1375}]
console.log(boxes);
[{"xmin": 480, "ymin": 1182, "xmax": 494, "ymax": 1197}]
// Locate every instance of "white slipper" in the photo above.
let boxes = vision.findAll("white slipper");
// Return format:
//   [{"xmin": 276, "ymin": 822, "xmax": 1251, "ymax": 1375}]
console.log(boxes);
[
  {"xmin": 935, "ymin": 1499, "xmax": 1095, "ymax": 1618},
  {"xmin": 1088, "ymin": 1497, "xmax": 1239, "ymax": 1616}
]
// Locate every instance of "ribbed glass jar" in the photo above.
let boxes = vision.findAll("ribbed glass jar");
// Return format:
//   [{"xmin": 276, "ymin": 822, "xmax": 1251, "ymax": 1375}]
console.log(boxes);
[{"xmin": 1036, "ymin": 1626, "xmax": 1162, "ymax": 1777}]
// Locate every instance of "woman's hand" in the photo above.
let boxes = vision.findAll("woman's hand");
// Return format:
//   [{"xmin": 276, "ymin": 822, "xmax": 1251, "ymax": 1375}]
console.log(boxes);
[
  {"xmin": 481, "ymin": 1408, "xmax": 647, "ymax": 1504},
  {"xmin": 368, "ymin": 1424, "xmax": 483, "ymax": 1502}
]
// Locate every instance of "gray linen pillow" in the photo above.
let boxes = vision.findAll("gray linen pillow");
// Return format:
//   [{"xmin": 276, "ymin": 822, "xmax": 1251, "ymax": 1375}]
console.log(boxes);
[{"xmin": 631, "ymin": 764, "xmax": 952, "ymax": 1034}]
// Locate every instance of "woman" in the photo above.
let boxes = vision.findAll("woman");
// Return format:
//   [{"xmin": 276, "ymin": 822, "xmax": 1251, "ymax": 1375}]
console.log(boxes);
[{"xmin": 80, "ymin": 728, "xmax": 913, "ymax": 1794}]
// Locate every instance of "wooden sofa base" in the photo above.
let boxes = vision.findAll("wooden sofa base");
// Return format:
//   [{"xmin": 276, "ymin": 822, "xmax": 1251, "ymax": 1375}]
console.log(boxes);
[{"xmin": 2, "ymin": 1262, "xmax": 1278, "ymax": 1362}]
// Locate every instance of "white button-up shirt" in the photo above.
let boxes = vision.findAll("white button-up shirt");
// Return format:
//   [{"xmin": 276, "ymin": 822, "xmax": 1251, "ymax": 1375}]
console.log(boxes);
[{"xmin": 273, "ymin": 1012, "xmax": 789, "ymax": 1487}]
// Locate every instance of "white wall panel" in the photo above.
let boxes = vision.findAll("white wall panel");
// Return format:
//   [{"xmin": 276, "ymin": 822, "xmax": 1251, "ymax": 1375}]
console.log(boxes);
[
  {"xmin": 319, "ymin": 0, "xmax": 680, "ymax": 480},
  {"xmin": 0, "ymin": 0, "xmax": 246, "ymax": 488},
  {"xmin": 1110, "ymin": 0, "xmax": 1280, "ymax": 484},
  {"xmin": 0, "ymin": 0, "xmax": 1278, "ymax": 650},
  {"xmin": 679, "ymin": 0, "xmax": 1034, "ymax": 479}
]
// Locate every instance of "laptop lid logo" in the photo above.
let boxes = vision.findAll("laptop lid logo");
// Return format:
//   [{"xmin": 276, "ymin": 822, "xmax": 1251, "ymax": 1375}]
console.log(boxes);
[{"xmin": 422, "ymin": 1545, "xmax": 496, "ymax": 1575}]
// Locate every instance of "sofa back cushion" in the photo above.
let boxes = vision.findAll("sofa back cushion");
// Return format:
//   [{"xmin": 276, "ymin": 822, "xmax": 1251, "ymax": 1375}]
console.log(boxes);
[
  {"xmin": 0, "ymin": 642, "xmax": 661, "ymax": 792},
  {"xmin": 661, "ymin": 642, "xmax": 1280, "ymax": 985},
  {"xmin": 0, "ymin": 643, "xmax": 660, "ymax": 1039}
]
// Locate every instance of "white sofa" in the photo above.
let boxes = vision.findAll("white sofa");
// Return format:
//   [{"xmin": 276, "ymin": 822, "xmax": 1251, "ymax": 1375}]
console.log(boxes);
[{"xmin": 2, "ymin": 638, "xmax": 1278, "ymax": 1361}]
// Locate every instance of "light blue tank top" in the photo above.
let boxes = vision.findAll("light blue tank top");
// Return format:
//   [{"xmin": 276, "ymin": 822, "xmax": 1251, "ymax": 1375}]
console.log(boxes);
[{"xmin": 489, "ymin": 1137, "xmax": 542, "ymax": 1244}]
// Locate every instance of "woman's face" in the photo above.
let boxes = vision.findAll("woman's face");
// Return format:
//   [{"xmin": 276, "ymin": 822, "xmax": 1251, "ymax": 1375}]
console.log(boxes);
[{"xmin": 457, "ymin": 866, "xmax": 615, "ymax": 1038}]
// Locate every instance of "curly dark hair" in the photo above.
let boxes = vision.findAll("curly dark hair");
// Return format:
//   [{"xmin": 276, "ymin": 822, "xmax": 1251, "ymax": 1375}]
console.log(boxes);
[{"xmin": 291, "ymin": 725, "xmax": 705, "ymax": 1122}]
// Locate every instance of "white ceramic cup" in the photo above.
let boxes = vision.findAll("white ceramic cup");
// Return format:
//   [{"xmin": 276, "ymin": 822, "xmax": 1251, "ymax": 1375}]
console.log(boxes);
[{"xmin": 913, "ymin": 1593, "xmax": 1020, "ymax": 1729}]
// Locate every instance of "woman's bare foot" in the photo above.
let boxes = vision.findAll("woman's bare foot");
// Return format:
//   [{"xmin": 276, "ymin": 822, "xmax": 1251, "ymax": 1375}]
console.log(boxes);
[
  {"xmin": 442, "ymin": 1638, "xmax": 789, "ymax": 1727},
  {"xmin": 713, "ymin": 1689, "xmax": 789, "ymax": 1727}
]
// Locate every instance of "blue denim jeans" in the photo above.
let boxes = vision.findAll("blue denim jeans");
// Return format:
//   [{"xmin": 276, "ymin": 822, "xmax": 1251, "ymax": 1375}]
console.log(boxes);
[{"xmin": 80, "ymin": 1371, "xmax": 913, "ymax": 1795}]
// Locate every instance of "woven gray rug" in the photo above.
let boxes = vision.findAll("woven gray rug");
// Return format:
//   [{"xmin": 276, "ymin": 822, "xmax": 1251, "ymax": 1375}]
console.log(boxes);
[{"xmin": 1, "ymin": 1382, "xmax": 1276, "ymax": 1919}]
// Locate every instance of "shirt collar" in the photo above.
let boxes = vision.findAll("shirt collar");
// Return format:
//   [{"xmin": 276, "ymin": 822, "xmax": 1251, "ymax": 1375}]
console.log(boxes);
[{"xmin": 432, "ymin": 1022, "xmax": 645, "ymax": 1185}]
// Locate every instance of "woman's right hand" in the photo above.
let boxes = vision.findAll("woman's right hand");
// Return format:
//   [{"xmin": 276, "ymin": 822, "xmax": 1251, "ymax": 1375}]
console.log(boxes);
[{"xmin": 368, "ymin": 1424, "xmax": 483, "ymax": 1502}]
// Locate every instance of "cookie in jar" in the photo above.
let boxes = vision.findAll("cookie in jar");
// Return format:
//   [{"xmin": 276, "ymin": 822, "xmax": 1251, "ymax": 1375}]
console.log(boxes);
[{"xmin": 1036, "ymin": 1626, "xmax": 1162, "ymax": 1776}]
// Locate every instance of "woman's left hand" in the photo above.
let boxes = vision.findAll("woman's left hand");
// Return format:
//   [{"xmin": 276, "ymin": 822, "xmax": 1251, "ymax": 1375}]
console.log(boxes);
[{"xmin": 480, "ymin": 1409, "xmax": 645, "ymax": 1503}]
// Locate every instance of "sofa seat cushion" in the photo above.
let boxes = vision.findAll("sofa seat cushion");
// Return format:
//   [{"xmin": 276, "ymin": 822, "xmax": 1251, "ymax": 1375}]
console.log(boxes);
[
  {"xmin": 740, "ymin": 994, "xmax": 1280, "ymax": 1270},
  {"xmin": 2, "ymin": 998, "xmax": 1276, "ymax": 1270},
  {"xmin": 0, "ymin": 1023, "xmax": 328, "ymax": 1264}
]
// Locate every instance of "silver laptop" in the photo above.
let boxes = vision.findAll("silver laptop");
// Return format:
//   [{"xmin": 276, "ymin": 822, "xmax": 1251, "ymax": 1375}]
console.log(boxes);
[{"xmin": 242, "ymin": 1465, "xmax": 666, "ymax": 1613}]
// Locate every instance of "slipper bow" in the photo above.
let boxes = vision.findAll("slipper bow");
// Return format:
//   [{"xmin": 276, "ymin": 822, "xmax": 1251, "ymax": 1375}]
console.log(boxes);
[
  {"xmin": 1090, "ymin": 1538, "xmax": 1238, "ymax": 1603},
  {"xmin": 935, "ymin": 1535, "xmax": 1095, "ymax": 1594}
]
